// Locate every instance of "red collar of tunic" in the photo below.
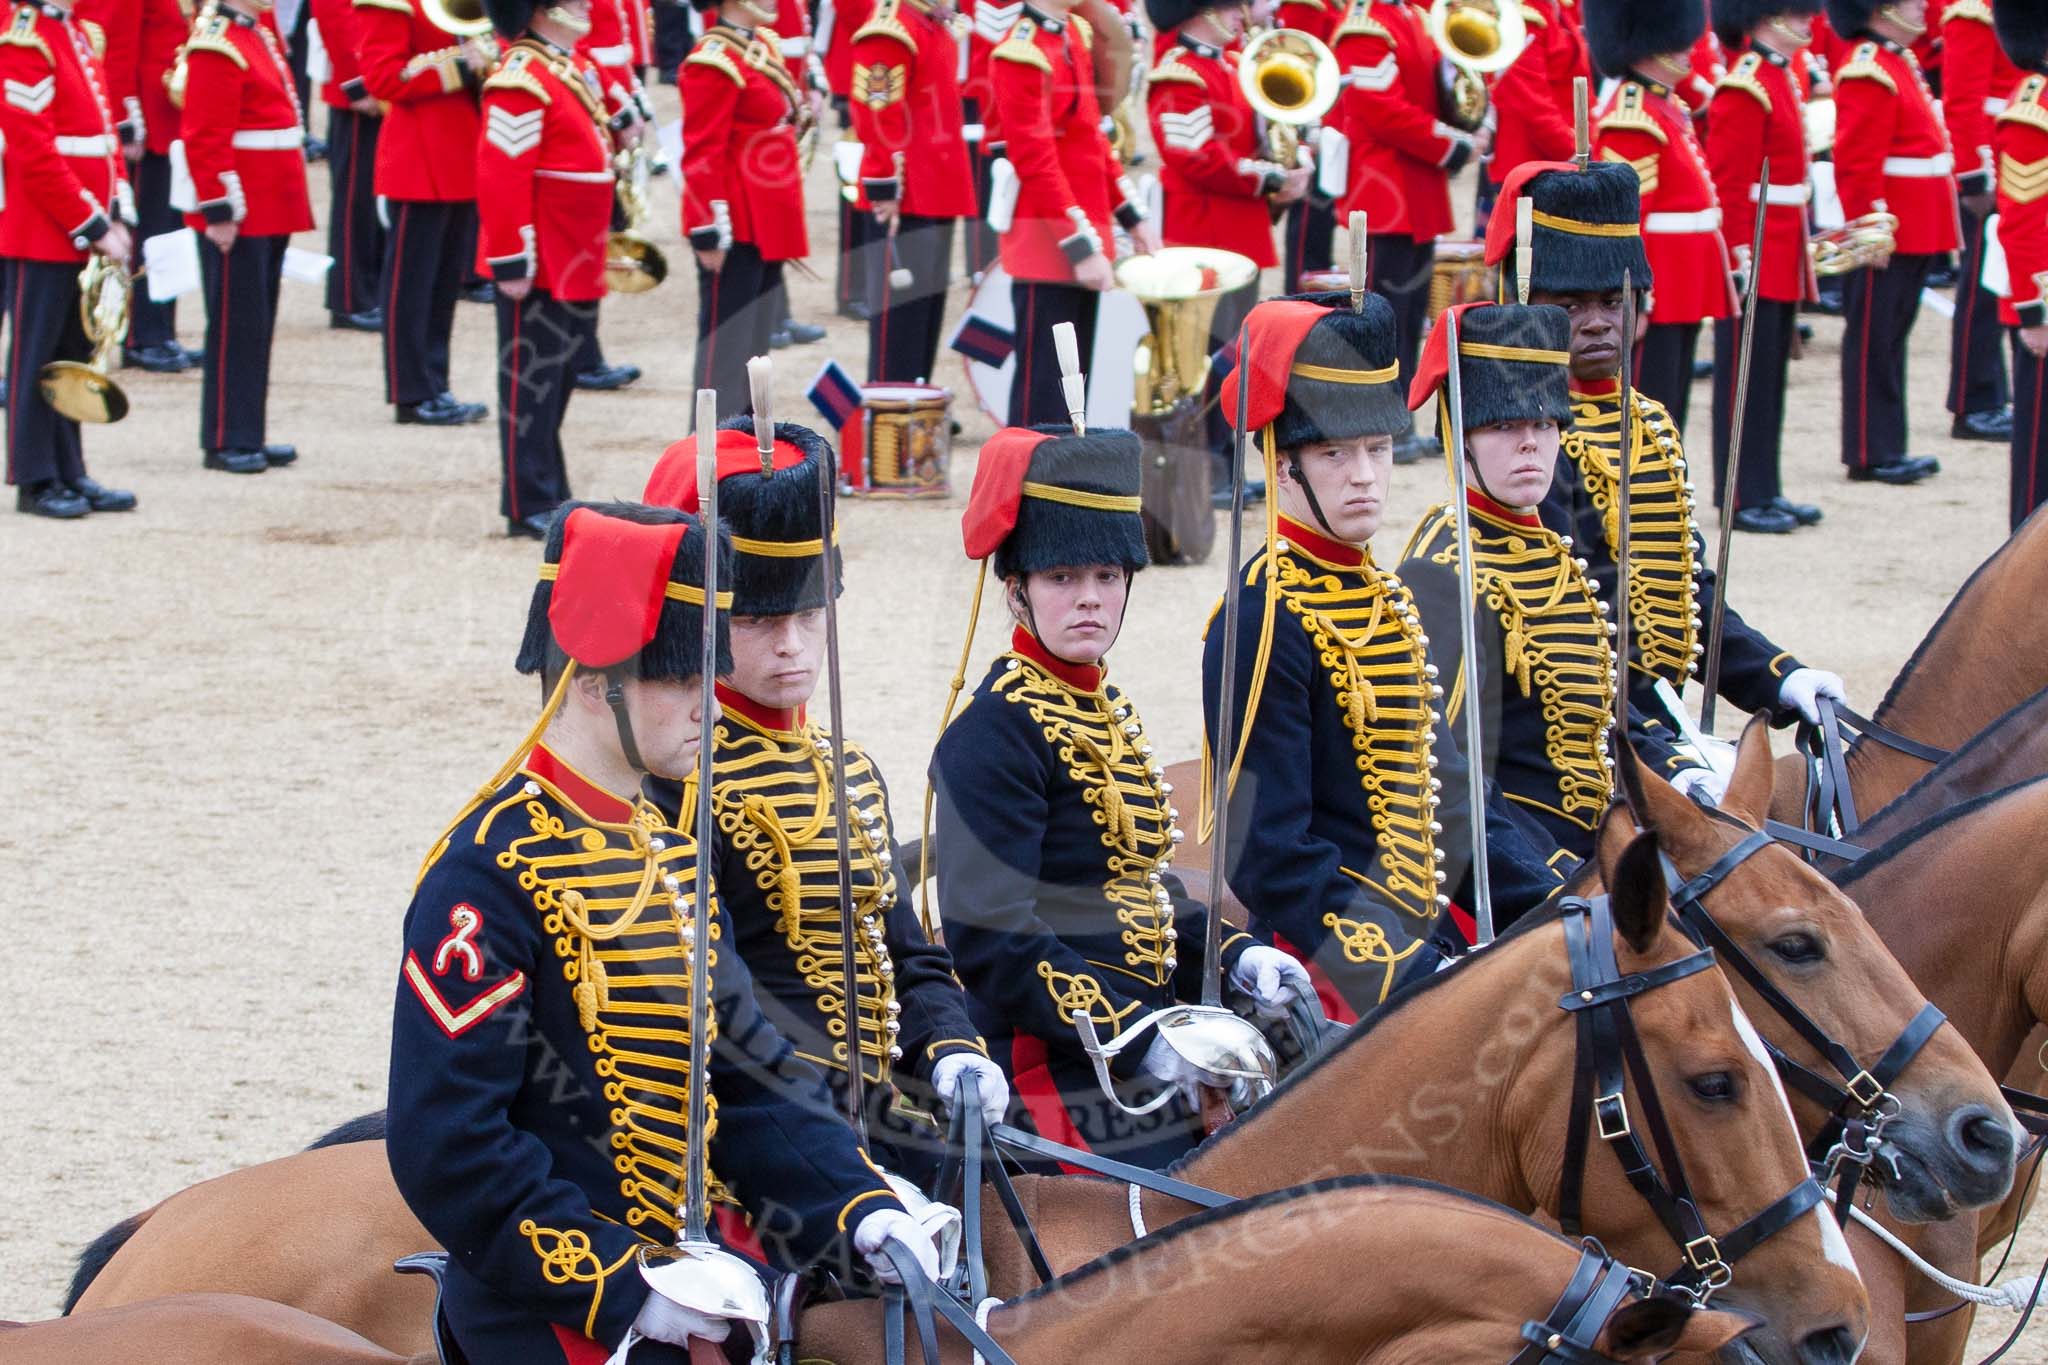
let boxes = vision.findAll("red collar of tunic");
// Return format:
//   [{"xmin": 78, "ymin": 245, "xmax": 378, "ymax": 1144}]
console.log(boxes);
[
  {"xmin": 1467, "ymin": 487, "xmax": 1544, "ymax": 529},
  {"xmin": 1274, "ymin": 514, "xmax": 1369, "ymax": 569},
  {"xmin": 1009, "ymin": 624, "xmax": 1105, "ymax": 693},
  {"xmin": 524, "ymin": 742, "xmax": 637, "ymax": 824},
  {"xmin": 715, "ymin": 681, "xmax": 805, "ymax": 736}
]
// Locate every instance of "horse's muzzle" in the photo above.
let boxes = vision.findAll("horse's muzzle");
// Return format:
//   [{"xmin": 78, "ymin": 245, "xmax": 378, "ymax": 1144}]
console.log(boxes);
[{"xmin": 1876, "ymin": 1102, "xmax": 2020, "ymax": 1220}]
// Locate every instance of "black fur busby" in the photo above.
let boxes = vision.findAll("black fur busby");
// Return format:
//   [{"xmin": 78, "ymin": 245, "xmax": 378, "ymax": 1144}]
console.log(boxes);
[
  {"xmin": 1712, "ymin": 0, "xmax": 1822, "ymax": 46},
  {"xmin": 1449, "ymin": 305, "xmax": 1575, "ymax": 431},
  {"xmin": 1584, "ymin": 0, "xmax": 1707, "ymax": 75},
  {"xmin": 993, "ymin": 428, "xmax": 1150, "ymax": 580},
  {"xmin": 713, "ymin": 416, "xmax": 845, "ymax": 617},
  {"xmin": 1145, "ymin": 0, "xmax": 1209, "ymax": 32},
  {"xmin": 1498, "ymin": 162, "xmax": 1654, "ymax": 298},
  {"xmin": 1996, "ymin": 0, "xmax": 2048, "ymax": 70},
  {"xmin": 1269, "ymin": 291, "xmax": 1414, "ymax": 450},
  {"xmin": 482, "ymin": 0, "xmax": 539, "ymax": 36},
  {"xmin": 1823, "ymin": 0, "xmax": 1885, "ymax": 37},
  {"xmin": 515, "ymin": 501, "xmax": 733, "ymax": 683}
]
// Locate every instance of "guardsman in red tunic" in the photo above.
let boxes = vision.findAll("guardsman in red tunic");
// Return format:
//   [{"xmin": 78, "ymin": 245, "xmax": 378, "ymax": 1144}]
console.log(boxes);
[
  {"xmin": 1829, "ymin": 0, "xmax": 1954, "ymax": 484},
  {"xmin": 475, "ymin": 0, "xmax": 620, "ymax": 537},
  {"xmin": 961, "ymin": 0, "xmax": 1017, "ymax": 279},
  {"xmin": 1327, "ymin": 0, "xmax": 1472, "ymax": 462},
  {"xmin": 1942, "ymin": 0, "xmax": 2018, "ymax": 441},
  {"xmin": 1705, "ymin": 0, "xmax": 1825, "ymax": 534},
  {"xmin": 1993, "ymin": 1, "xmax": 2048, "ymax": 526},
  {"xmin": 1274, "ymin": 0, "xmax": 1337, "ymax": 291},
  {"xmin": 561, "ymin": 0, "xmax": 646, "ymax": 392},
  {"xmin": 990, "ymin": 0, "xmax": 1158, "ymax": 426},
  {"xmin": 1585, "ymin": 0, "xmax": 1732, "ymax": 436},
  {"xmin": 115, "ymin": 0, "xmax": 192, "ymax": 367},
  {"xmin": 1487, "ymin": 0, "xmax": 1589, "ymax": 189},
  {"xmin": 0, "ymin": 0, "xmax": 137, "ymax": 517},
  {"xmin": 353, "ymin": 0, "xmax": 492, "ymax": 426},
  {"xmin": 680, "ymin": 0, "xmax": 809, "ymax": 418},
  {"xmin": 311, "ymin": 0, "xmax": 384, "ymax": 329},
  {"xmin": 178, "ymin": 0, "xmax": 314, "ymax": 473},
  {"xmin": 849, "ymin": 0, "xmax": 975, "ymax": 382}
]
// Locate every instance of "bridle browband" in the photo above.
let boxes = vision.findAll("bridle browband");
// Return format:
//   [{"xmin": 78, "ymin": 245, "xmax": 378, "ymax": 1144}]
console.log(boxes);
[
  {"xmin": 1555, "ymin": 894, "xmax": 1826, "ymax": 1303},
  {"xmin": 1508, "ymin": 1239, "xmax": 1653, "ymax": 1365},
  {"xmin": 1658, "ymin": 820, "xmax": 1946, "ymax": 1221}
]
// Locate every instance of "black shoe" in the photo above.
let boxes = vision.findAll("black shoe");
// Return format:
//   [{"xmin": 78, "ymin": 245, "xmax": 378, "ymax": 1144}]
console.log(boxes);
[
  {"xmin": 124, "ymin": 342, "xmax": 191, "ymax": 373},
  {"xmin": 768, "ymin": 327, "xmax": 793, "ymax": 349},
  {"xmin": 1927, "ymin": 263, "xmax": 1960, "ymax": 290},
  {"xmin": 1810, "ymin": 290, "xmax": 1845, "ymax": 317},
  {"xmin": 1952, "ymin": 408, "xmax": 2014, "ymax": 441},
  {"xmin": 837, "ymin": 300, "xmax": 873, "ymax": 322},
  {"xmin": 435, "ymin": 391, "xmax": 489, "ymax": 424},
  {"xmin": 1847, "ymin": 455, "xmax": 1941, "ymax": 485},
  {"xmin": 203, "ymin": 448, "xmax": 268, "ymax": 474},
  {"xmin": 1797, "ymin": 321, "xmax": 1815, "ymax": 343},
  {"xmin": 16, "ymin": 480, "xmax": 89, "ymax": 517},
  {"xmin": 461, "ymin": 281, "xmax": 497, "ymax": 305},
  {"xmin": 782, "ymin": 320, "xmax": 827, "ymax": 345},
  {"xmin": 507, "ymin": 511, "xmax": 552, "ymax": 540},
  {"xmin": 176, "ymin": 343, "xmax": 205, "ymax": 369},
  {"xmin": 1393, "ymin": 433, "xmax": 1441, "ymax": 466},
  {"xmin": 1769, "ymin": 495, "xmax": 1823, "ymax": 526},
  {"xmin": 329, "ymin": 308, "xmax": 384, "ymax": 332},
  {"xmin": 1732, "ymin": 505, "xmax": 1798, "ymax": 534},
  {"xmin": 304, "ymin": 135, "xmax": 328, "ymax": 163},
  {"xmin": 398, "ymin": 395, "xmax": 481, "ymax": 425},
  {"xmin": 1692, "ymin": 358, "xmax": 1714, "ymax": 381},
  {"xmin": 262, "ymin": 443, "xmax": 298, "ymax": 467},
  {"xmin": 69, "ymin": 475, "xmax": 136, "ymax": 511},
  {"xmin": 575, "ymin": 363, "xmax": 641, "ymax": 391}
]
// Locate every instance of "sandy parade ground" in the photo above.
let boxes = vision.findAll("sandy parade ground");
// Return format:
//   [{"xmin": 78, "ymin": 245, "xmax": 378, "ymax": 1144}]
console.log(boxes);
[{"xmin": 1, "ymin": 80, "xmax": 2044, "ymax": 1359}]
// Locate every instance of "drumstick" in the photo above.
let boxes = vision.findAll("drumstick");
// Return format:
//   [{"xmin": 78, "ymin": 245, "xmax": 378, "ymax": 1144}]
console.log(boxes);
[
  {"xmin": 1348, "ymin": 210, "xmax": 1368, "ymax": 314},
  {"xmin": 886, "ymin": 152, "xmax": 913, "ymax": 291},
  {"xmin": 747, "ymin": 355, "xmax": 775, "ymax": 474},
  {"xmin": 1053, "ymin": 321, "xmax": 1086, "ymax": 436}
]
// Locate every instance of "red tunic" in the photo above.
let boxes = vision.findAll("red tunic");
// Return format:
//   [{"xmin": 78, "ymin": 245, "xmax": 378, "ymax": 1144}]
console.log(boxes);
[
  {"xmin": 822, "ymin": 0, "xmax": 869, "ymax": 96},
  {"xmin": 135, "ymin": 0, "xmax": 179, "ymax": 151},
  {"xmin": 1995, "ymin": 72, "xmax": 2048, "ymax": 327},
  {"xmin": 1145, "ymin": 34, "xmax": 1277, "ymax": 269},
  {"xmin": 1328, "ymin": 0, "xmax": 1457, "ymax": 240},
  {"xmin": 71, "ymin": 0, "xmax": 141, "ymax": 146},
  {"xmin": 352, "ymin": 0, "xmax": 480, "ymax": 201},
  {"xmin": 960, "ymin": 0, "xmax": 1015, "ymax": 110},
  {"xmin": 474, "ymin": 39, "xmax": 613, "ymax": 300},
  {"xmin": 1832, "ymin": 37, "xmax": 1961, "ymax": 256},
  {"xmin": 574, "ymin": 0, "xmax": 640, "ymax": 112},
  {"xmin": 1487, "ymin": 0, "xmax": 1587, "ymax": 186},
  {"xmin": 679, "ymin": 23, "xmax": 808, "ymax": 261},
  {"xmin": 310, "ymin": 0, "xmax": 368, "ymax": 107},
  {"xmin": 178, "ymin": 6, "xmax": 311, "ymax": 235},
  {"xmin": 1273, "ymin": 0, "xmax": 1339, "ymax": 44},
  {"xmin": 0, "ymin": 0, "xmax": 128, "ymax": 263},
  {"xmin": 1705, "ymin": 45, "xmax": 1816, "ymax": 304},
  {"xmin": 848, "ymin": 0, "xmax": 974, "ymax": 217},
  {"xmin": 1593, "ymin": 76, "xmax": 1732, "ymax": 324},
  {"xmin": 1941, "ymin": 0, "xmax": 2020, "ymax": 199}
]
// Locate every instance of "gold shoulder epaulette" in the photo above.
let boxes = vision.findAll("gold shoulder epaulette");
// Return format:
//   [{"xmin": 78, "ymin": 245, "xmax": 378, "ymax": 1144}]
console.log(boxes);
[
  {"xmin": 1596, "ymin": 82, "xmax": 1666, "ymax": 144},
  {"xmin": 185, "ymin": 14, "xmax": 247, "ymax": 67},
  {"xmin": 0, "ymin": 7, "xmax": 52, "ymax": 61},
  {"xmin": 1941, "ymin": 0, "xmax": 1992, "ymax": 24},
  {"xmin": 684, "ymin": 33, "xmax": 745, "ymax": 85},
  {"xmin": 1519, "ymin": 2, "xmax": 1546, "ymax": 28},
  {"xmin": 1715, "ymin": 51, "xmax": 1771, "ymax": 112},
  {"xmin": 483, "ymin": 46, "xmax": 551, "ymax": 100},
  {"xmin": 1837, "ymin": 41, "xmax": 1896, "ymax": 92},
  {"xmin": 1998, "ymin": 74, "xmax": 2048, "ymax": 134},
  {"xmin": 992, "ymin": 17, "xmax": 1051, "ymax": 71},
  {"xmin": 1071, "ymin": 11, "xmax": 1092, "ymax": 50},
  {"xmin": 1332, "ymin": 0, "xmax": 1390, "ymax": 44},
  {"xmin": 79, "ymin": 16, "xmax": 104, "ymax": 57},
  {"xmin": 1147, "ymin": 48, "xmax": 1204, "ymax": 87},
  {"xmin": 853, "ymin": 0, "xmax": 915, "ymax": 50}
]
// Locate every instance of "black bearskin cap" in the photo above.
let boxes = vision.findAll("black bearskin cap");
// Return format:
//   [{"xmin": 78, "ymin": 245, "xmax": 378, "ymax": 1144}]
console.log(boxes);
[
  {"xmin": 514, "ymin": 501, "xmax": 734, "ymax": 682},
  {"xmin": 1452, "ymin": 305, "xmax": 1575, "ymax": 431},
  {"xmin": 994, "ymin": 428, "xmax": 1151, "ymax": 579},
  {"xmin": 714, "ymin": 416, "xmax": 845, "ymax": 617},
  {"xmin": 1712, "ymin": 0, "xmax": 1822, "ymax": 45},
  {"xmin": 1269, "ymin": 291, "xmax": 1414, "ymax": 450},
  {"xmin": 1501, "ymin": 162, "xmax": 1654, "ymax": 297},
  {"xmin": 1585, "ymin": 0, "xmax": 1707, "ymax": 75},
  {"xmin": 1996, "ymin": 0, "xmax": 2048, "ymax": 70},
  {"xmin": 1145, "ymin": 0, "xmax": 1211, "ymax": 31},
  {"xmin": 483, "ymin": 0, "xmax": 539, "ymax": 35},
  {"xmin": 1823, "ymin": 0, "xmax": 1885, "ymax": 37}
]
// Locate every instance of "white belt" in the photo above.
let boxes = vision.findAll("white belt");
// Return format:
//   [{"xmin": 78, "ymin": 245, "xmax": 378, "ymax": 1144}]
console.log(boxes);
[
  {"xmin": 232, "ymin": 127, "xmax": 305, "ymax": 150},
  {"xmin": 588, "ymin": 42, "xmax": 632, "ymax": 63},
  {"xmin": 1883, "ymin": 152, "xmax": 1953, "ymax": 177},
  {"xmin": 1986, "ymin": 97, "xmax": 2009, "ymax": 116},
  {"xmin": 1644, "ymin": 208, "xmax": 1722, "ymax": 233},
  {"xmin": 534, "ymin": 167, "xmax": 614, "ymax": 183},
  {"xmin": 55, "ymin": 134, "xmax": 111, "ymax": 156},
  {"xmin": 1747, "ymin": 181, "xmax": 1812, "ymax": 206},
  {"xmin": 963, "ymin": 122, "xmax": 985, "ymax": 144},
  {"xmin": 779, "ymin": 36, "xmax": 809, "ymax": 57}
]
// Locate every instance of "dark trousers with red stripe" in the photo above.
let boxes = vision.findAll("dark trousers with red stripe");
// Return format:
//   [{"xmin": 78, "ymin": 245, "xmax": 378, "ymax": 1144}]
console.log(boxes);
[
  {"xmin": 1710, "ymin": 299, "xmax": 1794, "ymax": 511},
  {"xmin": 2010, "ymin": 329, "xmax": 2048, "ymax": 530},
  {"xmin": 866, "ymin": 213, "xmax": 954, "ymax": 382},
  {"xmin": 3, "ymin": 258, "xmax": 90, "ymax": 490},
  {"xmin": 1841, "ymin": 252, "xmax": 1935, "ymax": 469},
  {"xmin": 964, "ymin": 108, "xmax": 999, "ymax": 280},
  {"xmin": 1637, "ymin": 321, "xmax": 1701, "ymax": 435},
  {"xmin": 127, "ymin": 150, "xmax": 183, "ymax": 350},
  {"xmin": 1950, "ymin": 200, "xmax": 2009, "ymax": 418},
  {"xmin": 323, "ymin": 107, "xmax": 385, "ymax": 319},
  {"xmin": 695, "ymin": 241, "xmax": 783, "ymax": 420},
  {"xmin": 1368, "ymin": 233, "xmax": 1433, "ymax": 429},
  {"xmin": 198, "ymin": 233, "xmax": 288, "ymax": 453},
  {"xmin": 1282, "ymin": 193, "xmax": 1335, "ymax": 294},
  {"xmin": 838, "ymin": 197, "xmax": 876, "ymax": 315},
  {"xmin": 495, "ymin": 286, "xmax": 594, "ymax": 521},
  {"xmin": 382, "ymin": 198, "xmax": 475, "ymax": 408},
  {"xmin": 1008, "ymin": 277, "xmax": 1098, "ymax": 428}
]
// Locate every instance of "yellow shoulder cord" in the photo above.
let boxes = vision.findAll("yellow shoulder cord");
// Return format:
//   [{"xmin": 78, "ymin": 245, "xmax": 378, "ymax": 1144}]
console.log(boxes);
[
  {"xmin": 414, "ymin": 661, "xmax": 580, "ymax": 887},
  {"xmin": 1197, "ymin": 426, "xmax": 1283, "ymax": 844},
  {"xmin": 917, "ymin": 557, "xmax": 990, "ymax": 938}
]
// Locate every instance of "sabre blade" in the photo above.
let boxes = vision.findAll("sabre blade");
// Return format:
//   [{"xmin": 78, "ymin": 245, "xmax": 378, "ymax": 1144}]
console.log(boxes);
[
  {"xmin": 686, "ymin": 388, "xmax": 720, "ymax": 1246},
  {"xmin": 1613, "ymin": 271, "xmax": 1636, "ymax": 754},
  {"xmin": 1442, "ymin": 310, "xmax": 1494, "ymax": 943},
  {"xmin": 1204, "ymin": 318, "xmax": 1253, "ymax": 1007},
  {"xmin": 1514, "ymin": 197, "xmax": 1534, "ymax": 306},
  {"xmin": 1053, "ymin": 320, "xmax": 1087, "ymax": 435},
  {"xmin": 748, "ymin": 355, "xmax": 775, "ymax": 472},
  {"xmin": 1349, "ymin": 210, "xmax": 1368, "ymax": 313},
  {"xmin": 1701, "ymin": 157, "xmax": 1771, "ymax": 735}
]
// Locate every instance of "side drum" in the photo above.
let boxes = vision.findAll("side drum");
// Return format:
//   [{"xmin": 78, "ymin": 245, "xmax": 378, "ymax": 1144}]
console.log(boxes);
[{"xmin": 845, "ymin": 383, "xmax": 953, "ymax": 498}]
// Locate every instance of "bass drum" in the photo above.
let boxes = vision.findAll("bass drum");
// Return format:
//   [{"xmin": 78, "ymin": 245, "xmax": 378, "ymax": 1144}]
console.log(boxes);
[{"xmin": 955, "ymin": 265, "xmax": 1148, "ymax": 432}]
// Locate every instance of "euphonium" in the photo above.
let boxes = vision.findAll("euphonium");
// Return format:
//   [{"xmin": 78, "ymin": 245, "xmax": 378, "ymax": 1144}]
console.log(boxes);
[
  {"xmin": 39, "ymin": 254, "xmax": 134, "ymax": 424},
  {"xmin": 1115, "ymin": 247, "xmax": 1259, "ymax": 416},
  {"xmin": 1810, "ymin": 212, "xmax": 1900, "ymax": 276},
  {"xmin": 422, "ymin": 0, "xmax": 494, "ymax": 36},
  {"xmin": 1427, "ymin": 0, "xmax": 1523, "ymax": 133},
  {"xmin": 607, "ymin": 140, "xmax": 669, "ymax": 293},
  {"xmin": 1236, "ymin": 27, "xmax": 1338, "ymax": 171}
]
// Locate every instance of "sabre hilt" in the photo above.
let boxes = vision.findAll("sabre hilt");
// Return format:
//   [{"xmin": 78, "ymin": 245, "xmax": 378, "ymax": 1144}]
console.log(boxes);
[
  {"xmin": 1053, "ymin": 321, "xmax": 1087, "ymax": 435},
  {"xmin": 1348, "ymin": 210, "xmax": 1368, "ymax": 313},
  {"xmin": 747, "ymin": 355, "xmax": 775, "ymax": 473},
  {"xmin": 1573, "ymin": 75, "xmax": 1590, "ymax": 169},
  {"xmin": 887, "ymin": 152, "xmax": 913, "ymax": 290}
]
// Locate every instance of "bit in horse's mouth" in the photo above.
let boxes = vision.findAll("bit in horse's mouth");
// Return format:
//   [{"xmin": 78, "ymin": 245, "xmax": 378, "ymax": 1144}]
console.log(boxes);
[{"xmin": 1870, "ymin": 1141, "xmax": 1961, "ymax": 1218}]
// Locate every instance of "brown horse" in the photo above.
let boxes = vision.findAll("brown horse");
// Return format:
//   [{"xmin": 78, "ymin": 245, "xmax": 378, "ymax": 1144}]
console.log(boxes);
[{"xmin": 0, "ymin": 1294, "xmax": 427, "ymax": 1365}]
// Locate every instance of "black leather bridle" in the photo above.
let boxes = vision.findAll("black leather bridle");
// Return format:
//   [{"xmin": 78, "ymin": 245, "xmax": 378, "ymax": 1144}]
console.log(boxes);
[
  {"xmin": 1555, "ymin": 894, "xmax": 1827, "ymax": 1304},
  {"xmin": 1507, "ymin": 1239, "xmax": 1656, "ymax": 1365}
]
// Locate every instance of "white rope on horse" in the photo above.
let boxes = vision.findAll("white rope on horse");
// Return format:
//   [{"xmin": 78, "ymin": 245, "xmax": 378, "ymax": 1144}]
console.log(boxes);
[
  {"xmin": 969, "ymin": 1295, "xmax": 1002, "ymax": 1365},
  {"xmin": 1128, "ymin": 1181, "xmax": 1146, "ymax": 1239},
  {"xmin": 1829, "ymin": 1191, "xmax": 2045, "ymax": 1311}
]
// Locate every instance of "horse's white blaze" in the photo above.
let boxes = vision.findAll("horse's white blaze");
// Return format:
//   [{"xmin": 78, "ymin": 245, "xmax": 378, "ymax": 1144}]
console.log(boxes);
[{"xmin": 1728, "ymin": 1000, "xmax": 1862, "ymax": 1278}]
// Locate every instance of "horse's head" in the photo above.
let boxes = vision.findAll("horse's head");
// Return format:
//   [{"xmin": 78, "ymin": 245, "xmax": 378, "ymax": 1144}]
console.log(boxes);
[
  {"xmin": 1609, "ymin": 715, "xmax": 2021, "ymax": 1221},
  {"xmin": 1507, "ymin": 823, "xmax": 1867, "ymax": 1365}
]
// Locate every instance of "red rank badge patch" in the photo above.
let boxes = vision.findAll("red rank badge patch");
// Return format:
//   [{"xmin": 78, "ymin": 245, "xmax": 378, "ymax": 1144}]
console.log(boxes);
[{"xmin": 405, "ymin": 903, "xmax": 525, "ymax": 1038}]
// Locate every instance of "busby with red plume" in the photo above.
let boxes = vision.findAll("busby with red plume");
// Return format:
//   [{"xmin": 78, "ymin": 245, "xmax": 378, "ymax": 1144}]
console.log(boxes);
[
  {"xmin": 645, "ymin": 417, "xmax": 843, "ymax": 617},
  {"xmin": 1217, "ymin": 295, "xmax": 1410, "ymax": 449},
  {"xmin": 962, "ymin": 426, "xmax": 1149, "ymax": 579},
  {"xmin": 1584, "ymin": 0, "xmax": 1706, "ymax": 75},
  {"xmin": 1488, "ymin": 160, "xmax": 1653, "ymax": 298},
  {"xmin": 515, "ymin": 501, "xmax": 733, "ymax": 682},
  {"xmin": 1409, "ymin": 303, "xmax": 1575, "ymax": 434}
]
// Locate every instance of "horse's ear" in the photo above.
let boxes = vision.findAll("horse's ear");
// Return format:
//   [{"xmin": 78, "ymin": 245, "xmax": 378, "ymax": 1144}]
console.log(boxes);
[
  {"xmin": 1717, "ymin": 713, "xmax": 1777, "ymax": 827},
  {"xmin": 1600, "ymin": 1297, "xmax": 1759, "ymax": 1360},
  {"xmin": 1593, "ymin": 802, "xmax": 1638, "ymax": 889},
  {"xmin": 1608, "ymin": 829, "xmax": 1669, "ymax": 955}
]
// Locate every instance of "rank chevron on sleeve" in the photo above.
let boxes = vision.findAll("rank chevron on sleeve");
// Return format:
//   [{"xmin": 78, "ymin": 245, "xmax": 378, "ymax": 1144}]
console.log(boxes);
[
  {"xmin": 403, "ymin": 952, "xmax": 528, "ymax": 1038},
  {"xmin": 486, "ymin": 105, "xmax": 545, "ymax": 158},
  {"xmin": 1158, "ymin": 105, "xmax": 1214, "ymax": 151},
  {"xmin": 4, "ymin": 74, "xmax": 53, "ymax": 113}
]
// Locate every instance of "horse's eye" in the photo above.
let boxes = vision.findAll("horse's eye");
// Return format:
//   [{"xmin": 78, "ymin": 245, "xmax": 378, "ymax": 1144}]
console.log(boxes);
[
  {"xmin": 1690, "ymin": 1072, "xmax": 1737, "ymax": 1103},
  {"xmin": 1770, "ymin": 933, "xmax": 1824, "ymax": 965}
]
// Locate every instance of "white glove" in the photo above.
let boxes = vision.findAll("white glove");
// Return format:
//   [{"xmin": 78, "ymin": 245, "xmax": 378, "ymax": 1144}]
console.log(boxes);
[
  {"xmin": 1227, "ymin": 945, "xmax": 1313, "ymax": 1020},
  {"xmin": 1139, "ymin": 1031, "xmax": 1243, "ymax": 1108},
  {"xmin": 1671, "ymin": 765, "xmax": 1731, "ymax": 805},
  {"xmin": 853, "ymin": 1207, "xmax": 943, "ymax": 1286},
  {"xmin": 1778, "ymin": 668, "xmax": 1848, "ymax": 725},
  {"xmin": 629, "ymin": 1289, "xmax": 733, "ymax": 1347},
  {"xmin": 930, "ymin": 1051, "xmax": 1010, "ymax": 1130}
]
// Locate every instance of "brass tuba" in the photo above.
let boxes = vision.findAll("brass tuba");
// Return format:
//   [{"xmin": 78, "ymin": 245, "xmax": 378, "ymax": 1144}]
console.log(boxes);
[
  {"xmin": 39, "ymin": 254, "xmax": 134, "ymax": 424},
  {"xmin": 607, "ymin": 140, "xmax": 669, "ymax": 293},
  {"xmin": 1115, "ymin": 247, "xmax": 1260, "ymax": 416},
  {"xmin": 1427, "ymin": 0, "xmax": 1524, "ymax": 133},
  {"xmin": 1237, "ymin": 27, "xmax": 1339, "ymax": 170},
  {"xmin": 422, "ymin": 0, "xmax": 493, "ymax": 36},
  {"xmin": 1810, "ymin": 212, "xmax": 1900, "ymax": 276}
]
